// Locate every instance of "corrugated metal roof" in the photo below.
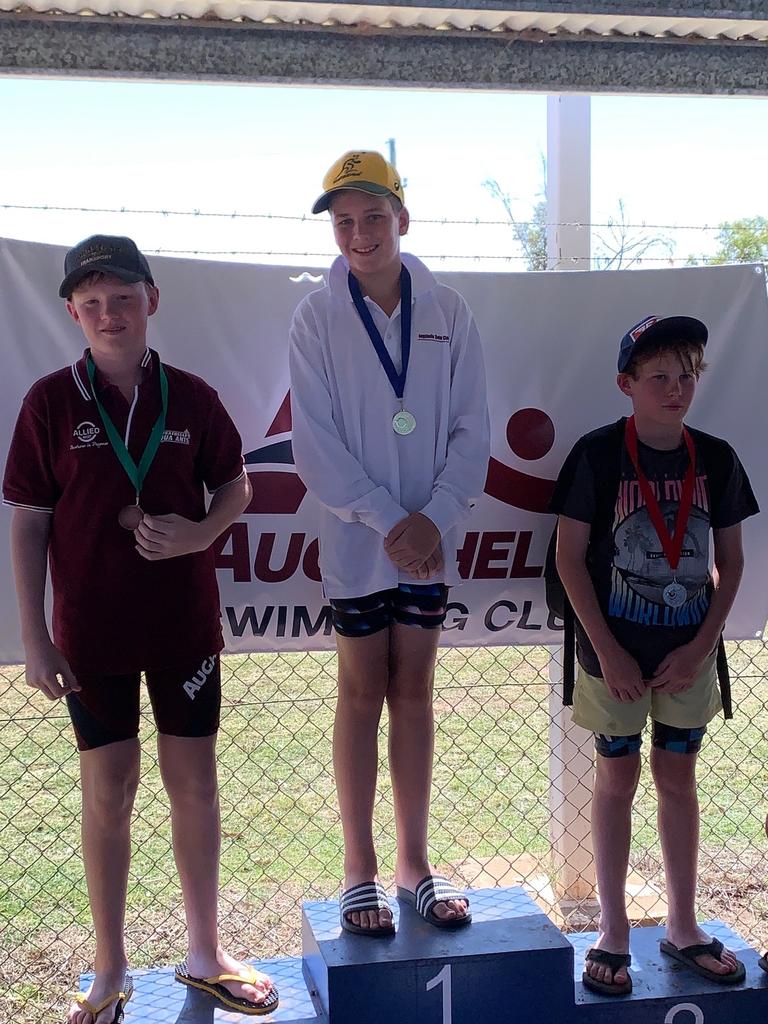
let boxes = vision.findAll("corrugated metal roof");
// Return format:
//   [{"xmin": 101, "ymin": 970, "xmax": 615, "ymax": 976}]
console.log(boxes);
[{"xmin": 1, "ymin": 2, "xmax": 767, "ymax": 40}]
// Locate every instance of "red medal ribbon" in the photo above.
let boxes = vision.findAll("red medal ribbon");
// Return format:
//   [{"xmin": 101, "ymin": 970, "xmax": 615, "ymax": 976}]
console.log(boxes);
[{"xmin": 624, "ymin": 416, "xmax": 696, "ymax": 572}]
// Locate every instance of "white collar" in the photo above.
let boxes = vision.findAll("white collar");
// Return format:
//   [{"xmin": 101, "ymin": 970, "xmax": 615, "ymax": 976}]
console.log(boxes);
[{"xmin": 328, "ymin": 252, "xmax": 437, "ymax": 301}]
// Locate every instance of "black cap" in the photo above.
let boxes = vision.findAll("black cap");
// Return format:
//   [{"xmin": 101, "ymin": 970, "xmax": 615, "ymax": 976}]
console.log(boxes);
[
  {"xmin": 617, "ymin": 315, "xmax": 708, "ymax": 373},
  {"xmin": 59, "ymin": 235, "xmax": 155, "ymax": 299}
]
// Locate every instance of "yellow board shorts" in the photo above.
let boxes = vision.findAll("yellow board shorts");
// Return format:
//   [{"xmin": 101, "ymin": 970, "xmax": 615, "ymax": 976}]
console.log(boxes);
[{"xmin": 571, "ymin": 650, "xmax": 721, "ymax": 737}]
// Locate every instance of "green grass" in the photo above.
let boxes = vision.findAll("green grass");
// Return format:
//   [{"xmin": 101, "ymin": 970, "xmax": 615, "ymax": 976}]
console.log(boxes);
[{"xmin": 1, "ymin": 643, "xmax": 767, "ymax": 1019}]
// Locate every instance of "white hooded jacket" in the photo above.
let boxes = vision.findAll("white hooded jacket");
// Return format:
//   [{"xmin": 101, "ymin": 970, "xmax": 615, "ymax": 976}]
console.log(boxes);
[{"xmin": 289, "ymin": 252, "xmax": 490, "ymax": 598}]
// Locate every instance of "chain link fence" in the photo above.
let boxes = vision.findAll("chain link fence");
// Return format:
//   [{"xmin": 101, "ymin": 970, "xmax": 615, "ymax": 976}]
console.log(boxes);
[{"xmin": 1, "ymin": 640, "xmax": 767, "ymax": 1022}]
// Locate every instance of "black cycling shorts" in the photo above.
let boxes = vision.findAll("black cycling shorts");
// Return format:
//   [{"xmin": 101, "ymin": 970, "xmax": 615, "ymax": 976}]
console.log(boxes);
[{"xmin": 65, "ymin": 654, "xmax": 221, "ymax": 751}]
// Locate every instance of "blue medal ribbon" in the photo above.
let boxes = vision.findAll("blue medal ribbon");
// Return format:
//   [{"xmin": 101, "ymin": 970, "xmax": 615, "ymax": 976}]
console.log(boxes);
[{"xmin": 348, "ymin": 265, "xmax": 412, "ymax": 401}]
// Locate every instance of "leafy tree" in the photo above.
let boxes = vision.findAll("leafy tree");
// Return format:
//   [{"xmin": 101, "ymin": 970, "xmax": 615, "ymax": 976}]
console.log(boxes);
[
  {"xmin": 701, "ymin": 216, "xmax": 768, "ymax": 265},
  {"xmin": 483, "ymin": 178, "xmax": 547, "ymax": 272}
]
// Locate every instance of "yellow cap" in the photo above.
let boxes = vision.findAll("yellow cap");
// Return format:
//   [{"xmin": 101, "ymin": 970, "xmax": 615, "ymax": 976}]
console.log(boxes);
[{"xmin": 312, "ymin": 150, "xmax": 404, "ymax": 214}]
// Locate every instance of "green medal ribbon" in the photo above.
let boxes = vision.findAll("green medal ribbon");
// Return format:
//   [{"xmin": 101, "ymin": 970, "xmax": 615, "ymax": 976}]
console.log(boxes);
[{"xmin": 86, "ymin": 353, "xmax": 169, "ymax": 499}]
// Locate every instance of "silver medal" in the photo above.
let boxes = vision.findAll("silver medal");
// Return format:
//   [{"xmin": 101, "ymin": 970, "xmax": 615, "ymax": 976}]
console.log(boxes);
[
  {"xmin": 392, "ymin": 409, "xmax": 417, "ymax": 436},
  {"xmin": 662, "ymin": 582, "xmax": 687, "ymax": 609}
]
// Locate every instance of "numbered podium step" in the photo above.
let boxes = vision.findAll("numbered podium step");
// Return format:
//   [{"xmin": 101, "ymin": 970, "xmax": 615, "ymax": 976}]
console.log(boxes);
[
  {"xmin": 302, "ymin": 886, "xmax": 575, "ymax": 1024},
  {"xmin": 85, "ymin": 956, "xmax": 326, "ymax": 1023},
  {"xmin": 302, "ymin": 886, "xmax": 768, "ymax": 1024},
  {"xmin": 570, "ymin": 922, "xmax": 768, "ymax": 1024},
  {"xmin": 84, "ymin": 887, "xmax": 768, "ymax": 1023}
]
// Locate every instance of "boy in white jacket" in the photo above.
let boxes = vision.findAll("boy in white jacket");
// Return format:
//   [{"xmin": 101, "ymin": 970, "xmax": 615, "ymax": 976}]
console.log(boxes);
[{"xmin": 289, "ymin": 151, "xmax": 489, "ymax": 935}]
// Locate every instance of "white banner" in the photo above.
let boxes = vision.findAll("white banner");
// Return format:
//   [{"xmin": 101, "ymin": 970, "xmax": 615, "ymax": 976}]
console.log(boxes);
[{"xmin": 1, "ymin": 236, "xmax": 767, "ymax": 659}]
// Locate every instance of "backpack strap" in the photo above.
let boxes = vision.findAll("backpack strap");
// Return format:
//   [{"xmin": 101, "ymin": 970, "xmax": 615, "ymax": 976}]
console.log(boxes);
[
  {"xmin": 589, "ymin": 419, "xmax": 626, "ymax": 548},
  {"xmin": 562, "ymin": 600, "xmax": 576, "ymax": 706},
  {"xmin": 716, "ymin": 634, "xmax": 732, "ymax": 719},
  {"xmin": 560, "ymin": 420, "xmax": 624, "ymax": 706},
  {"xmin": 690, "ymin": 430, "xmax": 734, "ymax": 720}
]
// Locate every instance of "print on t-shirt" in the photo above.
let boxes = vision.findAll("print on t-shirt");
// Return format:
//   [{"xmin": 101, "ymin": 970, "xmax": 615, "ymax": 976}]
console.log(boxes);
[
  {"xmin": 609, "ymin": 471, "xmax": 711, "ymax": 630},
  {"xmin": 549, "ymin": 419, "xmax": 759, "ymax": 680}
]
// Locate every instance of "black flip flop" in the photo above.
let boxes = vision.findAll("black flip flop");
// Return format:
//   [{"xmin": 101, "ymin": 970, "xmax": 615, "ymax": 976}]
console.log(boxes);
[
  {"xmin": 110, "ymin": 978, "xmax": 133, "ymax": 1024},
  {"xmin": 339, "ymin": 881, "xmax": 395, "ymax": 936},
  {"xmin": 582, "ymin": 948, "xmax": 633, "ymax": 996},
  {"xmin": 174, "ymin": 960, "xmax": 279, "ymax": 1016},
  {"xmin": 660, "ymin": 937, "xmax": 746, "ymax": 985},
  {"xmin": 396, "ymin": 874, "xmax": 471, "ymax": 929},
  {"xmin": 759, "ymin": 953, "xmax": 768, "ymax": 974}
]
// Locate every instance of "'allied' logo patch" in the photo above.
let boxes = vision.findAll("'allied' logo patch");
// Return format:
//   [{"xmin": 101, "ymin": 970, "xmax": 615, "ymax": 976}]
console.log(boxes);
[{"xmin": 73, "ymin": 421, "xmax": 101, "ymax": 444}]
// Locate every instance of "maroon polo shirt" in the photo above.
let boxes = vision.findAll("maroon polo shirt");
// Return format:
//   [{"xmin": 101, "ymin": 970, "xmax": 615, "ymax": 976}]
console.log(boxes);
[{"xmin": 3, "ymin": 348, "xmax": 244, "ymax": 674}]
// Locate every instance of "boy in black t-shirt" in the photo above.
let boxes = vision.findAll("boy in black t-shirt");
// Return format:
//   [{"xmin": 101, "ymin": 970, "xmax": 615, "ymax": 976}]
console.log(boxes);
[{"xmin": 551, "ymin": 315, "xmax": 758, "ymax": 996}]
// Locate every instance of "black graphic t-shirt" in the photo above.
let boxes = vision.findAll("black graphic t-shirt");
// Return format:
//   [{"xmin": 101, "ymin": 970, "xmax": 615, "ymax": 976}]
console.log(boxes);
[{"xmin": 551, "ymin": 421, "xmax": 759, "ymax": 678}]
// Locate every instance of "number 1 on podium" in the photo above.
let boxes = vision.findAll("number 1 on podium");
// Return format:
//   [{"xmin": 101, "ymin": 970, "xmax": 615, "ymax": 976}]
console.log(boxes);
[{"xmin": 426, "ymin": 964, "xmax": 452, "ymax": 1024}]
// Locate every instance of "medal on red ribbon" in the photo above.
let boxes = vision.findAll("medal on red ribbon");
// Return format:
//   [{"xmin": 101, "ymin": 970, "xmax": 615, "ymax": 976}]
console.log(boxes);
[{"xmin": 624, "ymin": 416, "xmax": 696, "ymax": 609}]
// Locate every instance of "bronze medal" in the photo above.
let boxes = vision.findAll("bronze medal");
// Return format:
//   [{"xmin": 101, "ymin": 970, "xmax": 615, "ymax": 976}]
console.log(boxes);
[
  {"xmin": 86, "ymin": 354, "xmax": 168, "ymax": 540},
  {"xmin": 118, "ymin": 504, "xmax": 144, "ymax": 531}
]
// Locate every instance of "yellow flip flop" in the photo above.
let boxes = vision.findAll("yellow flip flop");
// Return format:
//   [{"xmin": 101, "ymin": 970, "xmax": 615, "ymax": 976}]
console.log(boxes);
[
  {"xmin": 72, "ymin": 975, "xmax": 134, "ymax": 1023},
  {"xmin": 175, "ymin": 960, "xmax": 279, "ymax": 1016}
]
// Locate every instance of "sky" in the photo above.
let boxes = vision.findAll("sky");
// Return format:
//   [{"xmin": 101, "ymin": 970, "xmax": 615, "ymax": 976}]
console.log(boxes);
[{"xmin": 1, "ymin": 76, "xmax": 767, "ymax": 271}]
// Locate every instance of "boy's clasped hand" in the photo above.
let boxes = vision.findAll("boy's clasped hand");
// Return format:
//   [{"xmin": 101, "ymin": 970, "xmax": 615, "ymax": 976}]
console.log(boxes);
[{"xmin": 384, "ymin": 512, "xmax": 443, "ymax": 577}]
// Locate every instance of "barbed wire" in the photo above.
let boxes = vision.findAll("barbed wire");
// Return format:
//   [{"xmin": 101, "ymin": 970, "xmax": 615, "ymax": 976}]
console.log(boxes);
[
  {"xmin": 0, "ymin": 202, "xmax": 725, "ymax": 232},
  {"xmin": 141, "ymin": 248, "xmax": 707, "ymax": 264}
]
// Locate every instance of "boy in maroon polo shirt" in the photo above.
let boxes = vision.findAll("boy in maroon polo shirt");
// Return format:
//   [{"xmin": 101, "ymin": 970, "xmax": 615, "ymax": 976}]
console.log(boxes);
[{"xmin": 3, "ymin": 236, "xmax": 277, "ymax": 1022}]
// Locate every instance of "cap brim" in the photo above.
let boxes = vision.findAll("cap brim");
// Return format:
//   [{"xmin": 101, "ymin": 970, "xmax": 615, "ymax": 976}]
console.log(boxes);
[
  {"xmin": 312, "ymin": 181, "xmax": 392, "ymax": 215},
  {"xmin": 633, "ymin": 316, "xmax": 708, "ymax": 350},
  {"xmin": 59, "ymin": 265, "xmax": 147, "ymax": 299},
  {"xmin": 619, "ymin": 315, "xmax": 708, "ymax": 371}
]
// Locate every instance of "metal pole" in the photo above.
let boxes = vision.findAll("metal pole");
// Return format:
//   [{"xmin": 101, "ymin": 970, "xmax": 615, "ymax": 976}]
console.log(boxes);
[
  {"xmin": 546, "ymin": 94, "xmax": 598, "ymax": 913},
  {"xmin": 546, "ymin": 95, "xmax": 591, "ymax": 272}
]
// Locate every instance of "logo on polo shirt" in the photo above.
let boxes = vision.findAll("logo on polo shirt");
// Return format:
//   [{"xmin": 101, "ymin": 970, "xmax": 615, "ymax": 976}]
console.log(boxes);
[
  {"xmin": 418, "ymin": 332, "xmax": 450, "ymax": 342},
  {"xmin": 161, "ymin": 428, "xmax": 191, "ymax": 445},
  {"xmin": 73, "ymin": 422, "xmax": 101, "ymax": 444}
]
